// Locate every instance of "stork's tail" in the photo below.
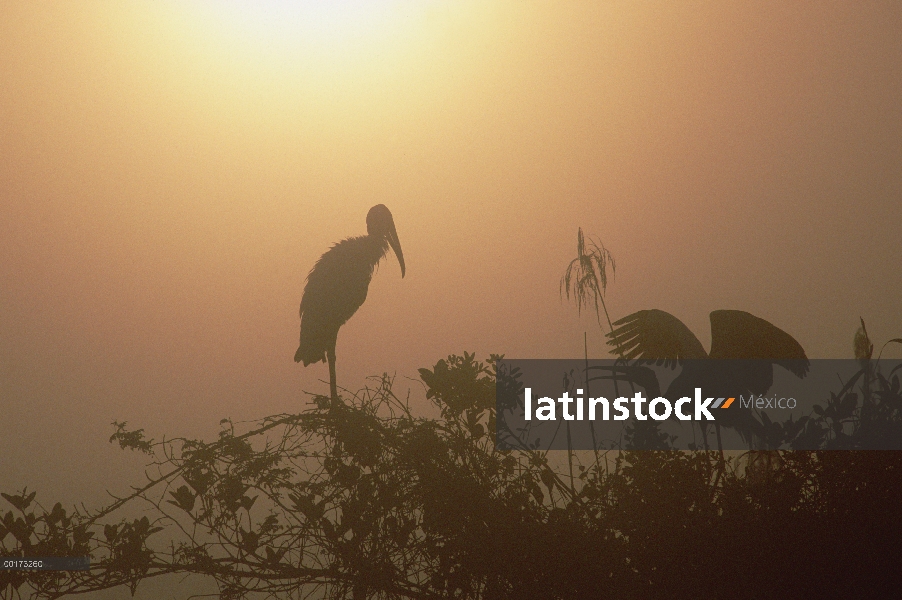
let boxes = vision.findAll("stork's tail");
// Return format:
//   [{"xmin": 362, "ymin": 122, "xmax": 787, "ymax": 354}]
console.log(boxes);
[{"xmin": 295, "ymin": 343, "xmax": 326, "ymax": 366}]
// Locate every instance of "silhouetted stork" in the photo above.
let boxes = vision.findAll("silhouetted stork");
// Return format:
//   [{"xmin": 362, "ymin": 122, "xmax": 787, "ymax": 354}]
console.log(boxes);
[
  {"xmin": 295, "ymin": 205, "xmax": 405, "ymax": 399},
  {"xmin": 607, "ymin": 309, "xmax": 809, "ymax": 448}
]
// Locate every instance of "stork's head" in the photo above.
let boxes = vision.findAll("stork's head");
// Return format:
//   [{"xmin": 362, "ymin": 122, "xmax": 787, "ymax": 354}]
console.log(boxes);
[{"xmin": 367, "ymin": 204, "xmax": 405, "ymax": 277}]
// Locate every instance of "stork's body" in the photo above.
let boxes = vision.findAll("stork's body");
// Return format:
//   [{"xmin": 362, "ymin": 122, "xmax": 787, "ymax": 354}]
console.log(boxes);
[{"xmin": 295, "ymin": 205, "xmax": 405, "ymax": 399}]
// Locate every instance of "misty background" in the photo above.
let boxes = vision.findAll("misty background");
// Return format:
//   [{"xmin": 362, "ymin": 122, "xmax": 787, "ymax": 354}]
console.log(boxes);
[{"xmin": 2, "ymin": 1, "xmax": 900, "ymax": 517}]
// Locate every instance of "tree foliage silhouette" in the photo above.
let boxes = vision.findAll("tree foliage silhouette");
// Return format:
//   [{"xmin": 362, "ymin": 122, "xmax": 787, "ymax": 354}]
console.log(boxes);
[{"xmin": 4, "ymin": 341, "xmax": 902, "ymax": 599}]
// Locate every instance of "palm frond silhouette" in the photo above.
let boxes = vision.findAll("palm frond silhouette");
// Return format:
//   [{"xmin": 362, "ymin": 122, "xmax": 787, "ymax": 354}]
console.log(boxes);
[{"xmin": 607, "ymin": 308, "xmax": 809, "ymax": 447}]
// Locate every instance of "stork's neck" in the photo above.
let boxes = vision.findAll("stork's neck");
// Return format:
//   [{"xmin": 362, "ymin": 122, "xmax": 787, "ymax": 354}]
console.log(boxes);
[{"xmin": 364, "ymin": 233, "xmax": 391, "ymax": 265}]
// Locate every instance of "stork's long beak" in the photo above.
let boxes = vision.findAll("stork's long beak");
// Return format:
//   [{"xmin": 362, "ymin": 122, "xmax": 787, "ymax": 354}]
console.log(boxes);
[{"xmin": 387, "ymin": 223, "xmax": 405, "ymax": 278}]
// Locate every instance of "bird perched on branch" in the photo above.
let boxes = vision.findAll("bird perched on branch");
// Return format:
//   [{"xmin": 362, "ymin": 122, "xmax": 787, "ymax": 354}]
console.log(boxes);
[{"xmin": 295, "ymin": 204, "xmax": 405, "ymax": 400}]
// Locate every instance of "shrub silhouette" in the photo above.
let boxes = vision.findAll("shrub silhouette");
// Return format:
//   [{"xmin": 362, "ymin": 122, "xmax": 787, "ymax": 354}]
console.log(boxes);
[{"xmin": 3, "ymin": 352, "xmax": 902, "ymax": 599}]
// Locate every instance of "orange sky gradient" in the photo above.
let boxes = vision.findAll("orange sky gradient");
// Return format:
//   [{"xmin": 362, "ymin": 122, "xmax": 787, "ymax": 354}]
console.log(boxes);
[{"xmin": 2, "ymin": 2, "xmax": 901, "ymax": 511}]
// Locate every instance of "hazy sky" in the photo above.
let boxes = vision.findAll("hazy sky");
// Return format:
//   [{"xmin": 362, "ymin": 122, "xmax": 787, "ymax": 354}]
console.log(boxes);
[{"xmin": 2, "ymin": 1, "xmax": 901, "ymax": 508}]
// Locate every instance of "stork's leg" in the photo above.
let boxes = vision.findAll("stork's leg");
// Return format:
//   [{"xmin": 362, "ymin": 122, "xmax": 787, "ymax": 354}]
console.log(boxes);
[{"xmin": 326, "ymin": 347, "xmax": 338, "ymax": 400}]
